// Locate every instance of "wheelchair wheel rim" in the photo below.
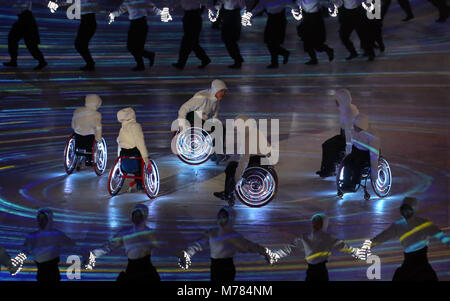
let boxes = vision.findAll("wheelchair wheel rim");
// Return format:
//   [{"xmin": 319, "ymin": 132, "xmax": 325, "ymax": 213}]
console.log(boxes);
[
  {"xmin": 64, "ymin": 136, "xmax": 77, "ymax": 174},
  {"xmin": 175, "ymin": 127, "xmax": 214, "ymax": 165},
  {"xmin": 94, "ymin": 138, "xmax": 108, "ymax": 176},
  {"xmin": 108, "ymin": 159, "xmax": 124, "ymax": 196},
  {"xmin": 336, "ymin": 161, "xmax": 361, "ymax": 193},
  {"xmin": 144, "ymin": 160, "xmax": 160, "ymax": 199},
  {"xmin": 235, "ymin": 167, "xmax": 277, "ymax": 207},
  {"xmin": 372, "ymin": 157, "xmax": 392, "ymax": 197}
]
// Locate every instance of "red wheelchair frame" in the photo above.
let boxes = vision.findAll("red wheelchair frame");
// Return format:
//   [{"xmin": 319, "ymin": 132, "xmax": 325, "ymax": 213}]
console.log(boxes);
[{"xmin": 107, "ymin": 156, "xmax": 160, "ymax": 200}]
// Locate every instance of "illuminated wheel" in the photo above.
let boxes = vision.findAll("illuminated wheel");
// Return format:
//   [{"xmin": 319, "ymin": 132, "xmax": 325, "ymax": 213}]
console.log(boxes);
[
  {"xmin": 371, "ymin": 156, "xmax": 392, "ymax": 198},
  {"xmin": 93, "ymin": 138, "xmax": 108, "ymax": 176},
  {"xmin": 143, "ymin": 160, "xmax": 160, "ymax": 199},
  {"xmin": 175, "ymin": 127, "xmax": 214, "ymax": 165},
  {"xmin": 64, "ymin": 135, "xmax": 78, "ymax": 175},
  {"xmin": 235, "ymin": 167, "xmax": 278, "ymax": 207},
  {"xmin": 108, "ymin": 158, "xmax": 125, "ymax": 196},
  {"xmin": 336, "ymin": 159, "xmax": 361, "ymax": 194}
]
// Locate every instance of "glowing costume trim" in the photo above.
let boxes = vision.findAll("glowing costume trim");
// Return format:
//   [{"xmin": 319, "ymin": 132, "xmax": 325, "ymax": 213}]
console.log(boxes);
[{"xmin": 399, "ymin": 222, "xmax": 433, "ymax": 242}]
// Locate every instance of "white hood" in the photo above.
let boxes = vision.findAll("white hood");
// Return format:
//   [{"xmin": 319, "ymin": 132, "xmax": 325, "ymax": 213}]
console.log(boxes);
[
  {"xmin": 117, "ymin": 107, "xmax": 136, "ymax": 123},
  {"xmin": 210, "ymin": 79, "xmax": 227, "ymax": 97},
  {"xmin": 85, "ymin": 94, "xmax": 102, "ymax": 110},
  {"xmin": 311, "ymin": 213, "xmax": 329, "ymax": 232}
]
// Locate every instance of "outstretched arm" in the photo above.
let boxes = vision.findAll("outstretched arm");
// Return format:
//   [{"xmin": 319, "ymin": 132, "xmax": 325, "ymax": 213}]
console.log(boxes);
[
  {"xmin": 273, "ymin": 237, "xmax": 303, "ymax": 260},
  {"xmin": 178, "ymin": 232, "xmax": 210, "ymax": 269}
]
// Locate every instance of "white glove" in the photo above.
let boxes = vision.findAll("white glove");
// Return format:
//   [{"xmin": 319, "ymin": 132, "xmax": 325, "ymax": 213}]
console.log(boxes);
[
  {"xmin": 362, "ymin": 0, "xmax": 374, "ymax": 12},
  {"xmin": 291, "ymin": 7, "xmax": 303, "ymax": 21},
  {"xmin": 11, "ymin": 253, "xmax": 27, "ymax": 276},
  {"xmin": 160, "ymin": 7, "xmax": 173, "ymax": 23},
  {"xmin": 328, "ymin": 4, "xmax": 338, "ymax": 17},
  {"xmin": 84, "ymin": 252, "xmax": 96, "ymax": 270},
  {"xmin": 264, "ymin": 248, "xmax": 280, "ymax": 265},
  {"xmin": 241, "ymin": 11, "xmax": 253, "ymax": 27},
  {"xmin": 208, "ymin": 8, "xmax": 220, "ymax": 22},
  {"xmin": 108, "ymin": 13, "xmax": 115, "ymax": 24},
  {"xmin": 178, "ymin": 251, "xmax": 191, "ymax": 270},
  {"xmin": 48, "ymin": 1, "xmax": 59, "ymax": 13}
]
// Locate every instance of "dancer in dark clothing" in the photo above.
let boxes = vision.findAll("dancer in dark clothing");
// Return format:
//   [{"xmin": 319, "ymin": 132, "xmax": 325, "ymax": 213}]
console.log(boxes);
[{"xmin": 3, "ymin": 1, "xmax": 51, "ymax": 70}]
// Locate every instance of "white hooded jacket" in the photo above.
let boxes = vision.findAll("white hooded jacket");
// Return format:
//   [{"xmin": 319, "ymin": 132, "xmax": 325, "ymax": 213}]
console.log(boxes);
[
  {"xmin": 22, "ymin": 208, "xmax": 75, "ymax": 263},
  {"xmin": 90, "ymin": 204, "xmax": 160, "ymax": 260},
  {"xmin": 335, "ymin": 89, "xmax": 359, "ymax": 154},
  {"xmin": 184, "ymin": 207, "xmax": 267, "ymax": 259},
  {"xmin": 71, "ymin": 94, "xmax": 102, "ymax": 142},
  {"xmin": 351, "ymin": 114, "xmax": 380, "ymax": 179},
  {"xmin": 371, "ymin": 198, "xmax": 450, "ymax": 253},
  {"xmin": 117, "ymin": 107, "xmax": 150, "ymax": 166},
  {"xmin": 178, "ymin": 79, "xmax": 227, "ymax": 121},
  {"xmin": 275, "ymin": 214, "xmax": 355, "ymax": 264},
  {"xmin": 230, "ymin": 115, "xmax": 273, "ymax": 179}
]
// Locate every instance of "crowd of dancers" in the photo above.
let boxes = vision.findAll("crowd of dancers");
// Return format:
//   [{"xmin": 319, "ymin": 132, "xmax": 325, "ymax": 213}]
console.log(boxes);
[{"xmin": 3, "ymin": 0, "xmax": 449, "ymax": 71}]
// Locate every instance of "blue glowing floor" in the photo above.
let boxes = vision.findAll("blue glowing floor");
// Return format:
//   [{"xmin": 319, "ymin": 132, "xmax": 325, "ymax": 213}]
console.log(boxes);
[{"xmin": 0, "ymin": 2, "xmax": 449, "ymax": 281}]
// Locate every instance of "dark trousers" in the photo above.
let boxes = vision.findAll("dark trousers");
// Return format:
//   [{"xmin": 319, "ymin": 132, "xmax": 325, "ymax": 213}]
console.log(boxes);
[
  {"xmin": 298, "ymin": 12, "xmax": 332, "ymax": 60},
  {"xmin": 341, "ymin": 146, "xmax": 370, "ymax": 192},
  {"xmin": 428, "ymin": 0, "xmax": 449, "ymax": 19},
  {"xmin": 117, "ymin": 255, "xmax": 160, "ymax": 281},
  {"xmin": 393, "ymin": 247, "xmax": 438, "ymax": 281},
  {"xmin": 305, "ymin": 261, "xmax": 329, "ymax": 281},
  {"xmin": 320, "ymin": 129, "xmax": 346, "ymax": 174},
  {"xmin": 265, "ymin": 11, "xmax": 289, "ymax": 65},
  {"xmin": 221, "ymin": 9, "xmax": 243, "ymax": 64},
  {"xmin": 120, "ymin": 147, "xmax": 143, "ymax": 189},
  {"xmin": 75, "ymin": 13, "xmax": 96, "ymax": 66},
  {"xmin": 127, "ymin": 17, "xmax": 154, "ymax": 67},
  {"xmin": 178, "ymin": 9, "xmax": 209, "ymax": 66},
  {"xmin": 339, "ymin": 7, "xmax": 374, "ymax": 57},
  {"xmin": 210, "ymin": 258, "xmax": 236, "ymax": 281},
  {"xmin": 224, "ymin": 156, "xmax": 262, "ymax": 195},
  {"xmin": 8, "ymin": 10, "xmax": 45, "ymax": 63},
  {"xmin": 36, "ymin": 257, "xmax": 61, "ymax": 282},
  {"xmin": 74, "ymin": 133, "xmax": 95, "ymax": 164}
]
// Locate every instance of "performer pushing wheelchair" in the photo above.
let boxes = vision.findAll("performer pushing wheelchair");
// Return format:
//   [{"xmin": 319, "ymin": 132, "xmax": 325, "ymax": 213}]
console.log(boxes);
[
  {"xmin": 174, "ymin": 79, "xmax": 228, "ymax": 165},
  {"xmin": 337, "ymin": 113, "xmax": 392, "ymax": 199},
  {"xmin": 65, "ymin": 94, "xmax": 107, "ymax": 175},
  {"xmin": 214, "ymin": 114, "xmax": 278, "ymax": 207}
]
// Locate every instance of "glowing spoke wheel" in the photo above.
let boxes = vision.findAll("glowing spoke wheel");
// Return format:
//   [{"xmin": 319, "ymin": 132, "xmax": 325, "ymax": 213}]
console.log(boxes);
[
  {"xmin": 64, "ymin": 135, "xmax": 78, "ymax": 175},
  {"xmin": 235, "ymin": 167, "xmax": 278, "ymax": 207},
  {"xmin": 93, "ymin": 138, "xmax": 108, "ymax": 176},
  {"xmin": 371, "ymin": 156, "xmax": 392, "ymax": 198},
  {"xmin": 108, "ymin": 158, "xmax": 125, "ymax": 196},
  {"xmin": 175, "ymin": 127, "xmax": 214, "ymax": 165},
  {"xmin": 144, "ymin": 160, "xmax": 160, "ymax": 199}
]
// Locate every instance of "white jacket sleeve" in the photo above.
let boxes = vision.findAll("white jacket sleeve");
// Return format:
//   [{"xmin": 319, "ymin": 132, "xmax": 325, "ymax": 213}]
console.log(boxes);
[
  {"xmin": 371, "ymin": 223, "xmax": 399, "ymax": 247},
  {"xmin": 132, "ymin": 123, "xmax": 149, "ymax": 166},
  {"xmin": 91, "ymin": 233, "xmax": 124, "ymax": 259},
  {"xmin": 184, "ymin": 232, "xmax": 210, "ymax": 257},
  {"xmin": 94, "ymin": 112, "xmax": 102, "ymax": 142},
  {"xmin": 112, "ymin": 2, "xmax": 128, "ymax": 17},
  {"xmin": 274, "ymin": 237, "xmax": 303, "ymax": 259},
  {"xmin": 178, "ymin": 96, "xmax": 203, "ymax": 120},
  {"xmin": 229, "ymin": 234, "xmax": 266, "ymax": 255}
]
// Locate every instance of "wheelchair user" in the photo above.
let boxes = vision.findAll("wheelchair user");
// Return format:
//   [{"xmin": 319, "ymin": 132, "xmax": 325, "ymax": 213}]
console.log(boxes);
[
  {"xmin": 177, "ymin": 79, "xmax": 228, "ymax": 163},
  {"xmin": 214, "ymin": 114, "xmax": 274, "ymax": 205},
  {"xmin": 316, "ymin": 89, "xmax": 359, "ymax": 178},
  {"xmin": 338, "ymin": 113, "xmax": 380, "ymax": 196},
  {"xmin": 117, "ymin": 107, "xmax": 150, "ymax": 192},
  {"xmin": 71, "ymin": 94, "xmax": 103, "ymax": 167}
]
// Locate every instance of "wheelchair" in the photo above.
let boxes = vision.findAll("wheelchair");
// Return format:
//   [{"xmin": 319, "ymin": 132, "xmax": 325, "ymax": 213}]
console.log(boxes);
[
  {"xmin": 172, "ymin": 127, "xmax": 214, "ymax": 165},
  {"xmin": 235, "ymin": 164, "xmax": 278, "ymax": 208},
  {"xmin": 64, "ymin": 134, "xmax": 108, "ymax": 176},
  {"xmin": 107, "ymin": 156, "xmax": 160, "ymax": 199},
  {"xmin": 336, "ymin": 155, "xmax": 392, "ymax": 200}
]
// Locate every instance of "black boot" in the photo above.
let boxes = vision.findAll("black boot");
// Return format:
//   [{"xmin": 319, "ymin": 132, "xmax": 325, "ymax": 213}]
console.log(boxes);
[
  {"xmin": 283, "ymin": 51, "xmax": 290, "ymax": 64},
  {"xmin": 326, "ymin": 47, "xmax": 334, "ymax": 62},
  {"xmin": 345, "ymin": 52, "xmax": 358, "ymax": 60},
  {"xmin": 172, "ymin": 62, "xmax": 184, "ymax": 70},
  {"xmin": 3, "ymin": 60, "xmax": 17, "ymax": 67},
  {"xmin": 80, "ymin": 63, "xmax": 95, "ymax": 71},
  {"xmin": 34, "ymin": 60, "xmax": 48, "ymax": 71},
  {"xmin": 198, "ymin": 57, "xmax": 211, "ymax": 69}
]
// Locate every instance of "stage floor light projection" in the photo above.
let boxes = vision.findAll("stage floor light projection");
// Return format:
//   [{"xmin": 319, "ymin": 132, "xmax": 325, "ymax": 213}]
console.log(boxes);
[{"xmin": 0, "ymin": 2, "xmax": 449, "ymax": 281}]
